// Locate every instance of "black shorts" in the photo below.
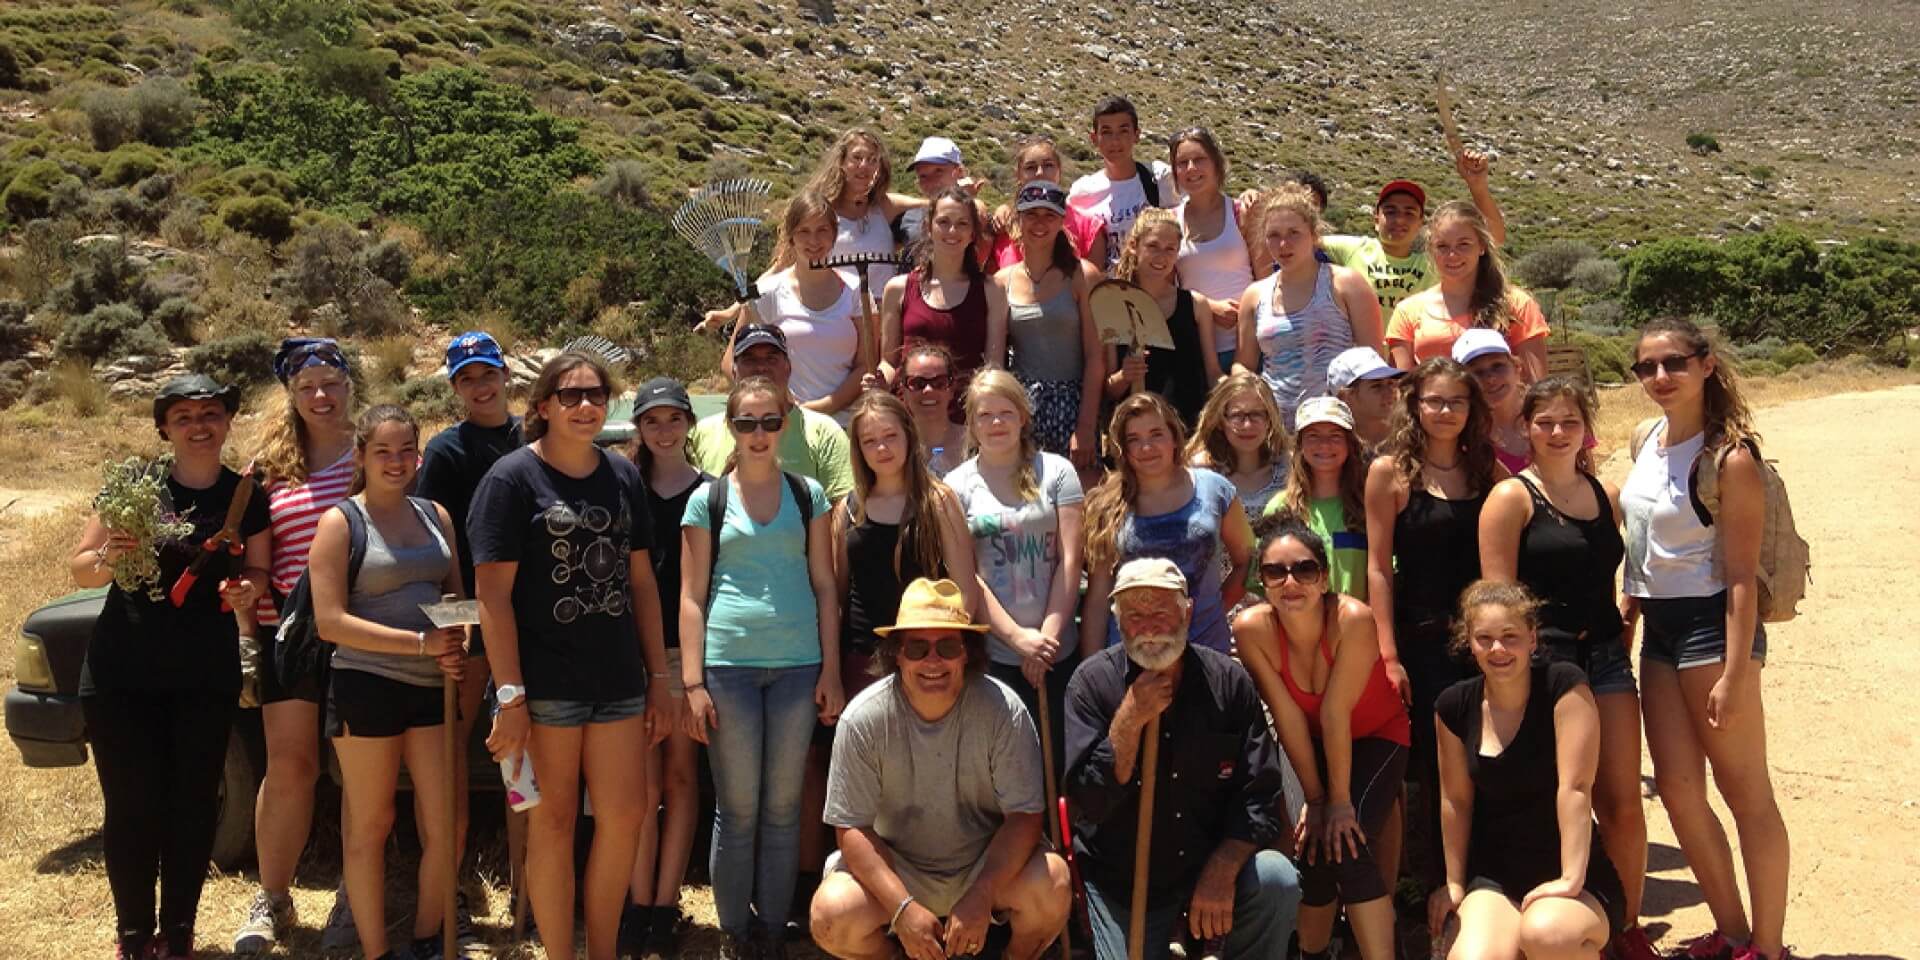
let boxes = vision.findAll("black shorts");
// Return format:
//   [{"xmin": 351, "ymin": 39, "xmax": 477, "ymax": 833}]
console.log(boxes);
[
  {"xmin": 326, "ymin": 668, "xmax": 447, "ymax": 738},
  {"xmin": 258, "ymin": 622, "xmax": 324, "ymax": 706}
]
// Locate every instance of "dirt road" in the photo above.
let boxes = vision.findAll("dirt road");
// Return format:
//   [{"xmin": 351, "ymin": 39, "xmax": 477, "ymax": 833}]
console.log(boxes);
[{"xmin": 1608, "ymin": 385, "xmax": 1920, "ymax": 959}]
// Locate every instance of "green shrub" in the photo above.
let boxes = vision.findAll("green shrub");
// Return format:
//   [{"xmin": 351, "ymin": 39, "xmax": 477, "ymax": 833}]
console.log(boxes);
[
  {"xmin": 51, "ymin": 239, "xmax": 144, "ymax": 315},
  {"xmin": 1570, "ymin": 331, "xmax": 1633, "ymax": 384},
  {"xmin": 1738, "ymin": 357, "xmax": 1783, "ymax": 378},
  {"xmin": 99, "ymin": 143, "xmax": 166, "ymax": 186},
  {"xmin": 588, "ymin": 159, "xmax": 652, "ymax": 209},
  {"xmin": 56, "ymin": 302, "xmax": 171, "ymax": 361},
  {"xmin": 1567, "ymin": 258, "xmax": 1622, "ymax": 296},
  {"xmin": 281, "ymin": 218, "xmax": 364, "ymax": 305},
  {"xmin": 2, "ymin": 159, "xmax": 80, "ymax": 221},
  {"xmin": 1770, "ymin": 342, "xmax": 1818, "ymax": 369},
  {"xmin": 150, "ymin": 296, "xmax": 206, "ymax": 341},
  {"xmin": 0, "ymin": 40, "xmax": 22, "ymax": 90},
  {"xmin": 185, "ymin": 330, "xmax": 277, "ymax": 388},
  {"xmin": 1512, "ymin": 240, "xmax": 1599, "ymax": 290},
  {"xmin": 217, "ymin": 194, "xmax": 295, "ymax": 243},
  {"xmin": 1573, "ymin": 298, "xmax": 1626, "ymax": 334},
  {"xmin": 81, "ymin": 77, "xmax": 198, "ymax": 150},
  {"xmin": 0, "ymin": 299, "xmax": 31, "ymax": 361},
  {"xmin": 358, "ymin": 237, "xmax": 412, "ymax": 287},
  {"xmin": 386, "ymin": 375, "xmax": 460, "ymax": 422},
  {"xmin": 1686, "ymin": 132, "xmax": 1721, "ymax": 154}
]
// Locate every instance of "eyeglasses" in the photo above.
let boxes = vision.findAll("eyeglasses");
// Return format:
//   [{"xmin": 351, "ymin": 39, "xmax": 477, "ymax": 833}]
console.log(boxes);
[
  {"xmin": 729, "ymin": 414, "xmax": 786, "ymax": 434},
  {"xmin": 1630, "ymin": 352, "xmax": 1704, "ymax": 380},
  {"xmin": 905, "ymin": 375, "xmax": 951, "ymax": 392},
  {"xmin": 1418, "ymin": 396, "xmax": 1471, "ymax": 414},
  {"xmin": 1258, "ymin": 559, "xmax": 1325, "ymax": 585},
  {"xmin": 1225, "ymin": 410, "xmax": 1268, "ymax": 426},
  {"xmin": 900, "ymin": 636, "xmax": 968, "ymax": 661},
  {"xmin": 553, "ymin": 386, "xmax": 610, "ymax": 408}
]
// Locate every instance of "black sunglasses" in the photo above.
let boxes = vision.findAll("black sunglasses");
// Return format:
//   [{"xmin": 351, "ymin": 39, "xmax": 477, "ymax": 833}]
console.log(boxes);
[
  {"xmin": 1258, "ymin": 559, "xmax": 1325, "ymax": 585},
  {"xmin": 904, "ymin": 374, "xmax": 951, "ymax": 392},
  {"xmin": 553, "ymin": 386, "xmax": 610, "ymax": 408},
  {"xmin": 1630, "ymin": 351, "xmax": 1704, "ymax": 381},
  {"xmin": 729, "ymin": 414, "xmax": 786, "ymax": 434},
  {"xmin": 900, "ymin": 636, "xmax": 968, "ymax": 661}
]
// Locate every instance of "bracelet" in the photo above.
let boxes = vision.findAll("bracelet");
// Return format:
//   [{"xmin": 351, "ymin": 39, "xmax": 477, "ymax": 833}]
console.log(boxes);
[
  {"xmin": 498, "ymin": 698, "xmax": 527, "ymax": 711},
  {"xmin": 416, "ymin": 631, "xmax": 426, "ymax": 656},
  {"xmin": 887, "ymin": 895, "xmax": 916, "ymax": 935},
  {"xmin": 685, "ymin": 681, "xmax": 706, "ymax": 692}
]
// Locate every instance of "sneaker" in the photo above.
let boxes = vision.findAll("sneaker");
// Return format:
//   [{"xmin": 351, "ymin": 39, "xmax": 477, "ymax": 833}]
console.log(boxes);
[
  {"xmin": 715, "ymin": 930, "xmax": 757, "ymax": 960},
  {"xmin": 233, "ymin": 889, "xmax": 295, "ymax": 954},
  {"xmin": 453, "ymin": 890, "xmax": 481, "ymax": 951},
  {"xmin": 638, "ymin": 908, "xmax": 683, "ymax": 960},
  {"xmin": 617, "ymin": 903, "xmax": 653, "ymax": 958},
  {"xmin": 112, "ymin": 935, "xmax": 151, "ymax": 960},
  {"xmin": 410, "ymin": 933, "xmax": 445, "ymax": 960},
  {"xmin": 319, "ymin": 883, "xmax": 359, "ymax": 951},
  {"xmin": 1674, "ymin": 931, "xmax": 1734, "ymax": 960},
  {"xmin": 1614, "ymin": 926, "xmax": 1661, "ymax": 960},
  {"xmin": 1730, "ymin": 947, "xmax": 1796, "ymax": 960}
]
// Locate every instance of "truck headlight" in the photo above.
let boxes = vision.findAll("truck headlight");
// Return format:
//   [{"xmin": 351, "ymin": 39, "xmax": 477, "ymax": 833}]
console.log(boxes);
[{"xmin": 13, "ymin": 633, "xmax": 55, "ymax": 691}]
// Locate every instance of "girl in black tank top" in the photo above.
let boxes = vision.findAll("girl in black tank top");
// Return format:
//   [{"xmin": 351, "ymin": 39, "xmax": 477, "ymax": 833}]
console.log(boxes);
[
  {"xmin": 840, "ymin": 497, "xmax": 931, "ymax": 658},
  {"xmin": 1392, "ymin": 489, "xmax": 1487, "ymax": 628},
  {"xmin": 1514, "ymin": 474, "xmax": 1624, "ymax": 646}
]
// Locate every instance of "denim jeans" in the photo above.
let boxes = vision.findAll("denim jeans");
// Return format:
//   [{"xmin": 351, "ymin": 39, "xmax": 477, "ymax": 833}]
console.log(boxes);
[
  {"xmin": 704, "ymin": 664, "xmax": 821, "ymax": 936},
  {"xmin": 1083, "ymin": 850, "xmax": 1302, "ymax": 960}
]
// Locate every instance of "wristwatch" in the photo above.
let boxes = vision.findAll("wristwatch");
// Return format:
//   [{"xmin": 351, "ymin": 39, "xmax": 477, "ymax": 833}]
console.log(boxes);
[{"xmin": 496, "ymin": 683, "xmax": 526, "ymax": 707}]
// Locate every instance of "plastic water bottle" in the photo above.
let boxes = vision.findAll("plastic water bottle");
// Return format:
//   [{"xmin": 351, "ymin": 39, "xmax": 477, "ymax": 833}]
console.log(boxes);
[{"xmin": 500, "ymin": 749, "xmax": 540, "ymax": 811}]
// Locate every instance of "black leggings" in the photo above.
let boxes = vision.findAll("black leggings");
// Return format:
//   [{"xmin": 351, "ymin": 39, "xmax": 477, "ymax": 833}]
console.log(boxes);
[
  {"xmin": 82, "ymin": 688, "xmax": 236, "ymax": 948},
  {"xmin": 1300, "ymin": 736, "xmax": 1409, "ymax": 907}
]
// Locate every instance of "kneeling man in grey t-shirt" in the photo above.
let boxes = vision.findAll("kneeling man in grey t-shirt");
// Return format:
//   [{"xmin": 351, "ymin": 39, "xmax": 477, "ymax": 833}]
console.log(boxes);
[{"xmin": 811, "ymin": 578, "xmax": 1071, "ymax": 960}]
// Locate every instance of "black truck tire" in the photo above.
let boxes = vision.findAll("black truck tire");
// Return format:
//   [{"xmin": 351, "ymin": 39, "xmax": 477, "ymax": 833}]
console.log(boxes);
[{"xmin": 209, "ymin": 726, "xmax": 257, "ymax": 870}]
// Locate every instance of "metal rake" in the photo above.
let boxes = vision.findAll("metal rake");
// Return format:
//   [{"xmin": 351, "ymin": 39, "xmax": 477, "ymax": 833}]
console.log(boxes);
[{"xmin": 672, "ymin": 178, "xmax": 774, "ymax": 303}]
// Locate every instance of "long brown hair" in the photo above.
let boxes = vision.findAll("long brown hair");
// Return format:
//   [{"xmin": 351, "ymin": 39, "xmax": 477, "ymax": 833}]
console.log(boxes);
[
  {"xmin": 1636, "ymin": 317, "xmax": 1758, "ymax": 458},
  {"xmin": 907, "ymin": 186, "xmax": 985, "ymax": 282},
  {"xmin": 803, "ymin": 127, "xmax": 892, "ymax": 207},
  {"xmin": 1384, "ymin": 358, "xmax": 1497, "ymax": 495},
  {"xmin": 1519, "ymin": 376, "xmax": 1598, "ymax": 476},
  {"xmin": 1084, "ymin": 392, "xmax": 1189, "ymax": 573},
  {"xmin": 769, "ymin": 190, "xmax": 838, "ymax": 272},
  {"xmin": 1272, "ymin": 419, "xmax": 1367, "ymax": 533},
  {"xmin": 522, "ymin": 350, "xmax": 615, "ymax": 444},
  {"xmin": 1427, "ymin": 200, "xmax": 1519, "ymax": 333},
  {"xmin": 846, "ymin": 391, "xmax": 951, "ymax": 579},
  {"xmin": 347, "ymin": 404, "xmax": 418, "ymax": 496},
  {"xmin": 256, "ymin": 364, "xmax": 356, "ymax": 484},
  {"xmin": 1006, "ymin": 135, "xmax": 1078, "ymax": 273},
  {"xmin": 963, "ymin": 368, "xmax": 1040, "ymax": 501},
  {"xmin": 1186, "ymin": 372, "xmax": 1288, "ymax": 473},
  {"xmin": 721, "ymin": 376, "xmax": 788, "ymax": 475}
]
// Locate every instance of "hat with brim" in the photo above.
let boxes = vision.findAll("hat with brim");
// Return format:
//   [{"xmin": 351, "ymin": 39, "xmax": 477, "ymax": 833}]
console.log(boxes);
[
  {"xmin": 1327, "ymin": 346, "xmax": 1404, "ymax": 393},
  {"xmin": 1294, "ymin": 396, "xmax": 1356, "ymax": 433},
  {"xmin": 1109, "ymin": 557, "xmax": 1189, "ymax": 599},
  {"xmin": 874, "ymin": 578, "xmax": 990, "ymax": 635},
  {"xmin": 1375, "ymin": 179, "xmax": 1427, "ymax": 209},
  {"xmin": 153, "ymin": 374, "xmax": 240, "ymax": 426},
  {"xmin": 732, "ymin": 322, "xmax": 790, "ymax": 359},
  {"xmin": 910, "ymin": 136, "xmax": 963, "ymax": 169},
  {"xmin": 446, "ymin": 331, "xmax": 507, "ymax": 379},
  {"xmin": 1451, "ymin": 327, "xmax": 1513, "ymax": 366},
  {"xmin": 634, "ymin": 376, "xmax": 693, "ymax": 416},
  {"xmin": 1016, "ymin": 180, "xmax": 1068, "ymax": 216}
]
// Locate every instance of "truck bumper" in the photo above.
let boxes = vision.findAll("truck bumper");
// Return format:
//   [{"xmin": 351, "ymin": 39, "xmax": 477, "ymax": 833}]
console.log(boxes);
[{"xmin": 4, "ymin": 685, "xmax": 87, "ymax": 767}]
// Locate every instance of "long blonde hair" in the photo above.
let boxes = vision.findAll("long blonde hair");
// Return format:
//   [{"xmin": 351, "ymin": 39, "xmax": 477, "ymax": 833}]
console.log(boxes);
[
  {"xmin": 1426, "ymin": 200, "xmax": 1519, "ymax": 333},
  {"xmin": 1186, "ymin": 372, "xmax": 1288, "ymax": 472},
  {"xmin": 1084, "ymin": 392, "xmax": 1189, "ymax": 574},
  {"xmin": 963, "ymin": 369, "xmax": 1040, "ymax": 502},
  {"xmin": 846, "ymin": 390, "xmax": 950, "ymax": 579},
  {"xmin": 1271, "ymin": 420, "xmax": 1366, "ymax": 534},
  {"xmin": 769, "ymin": 190, "xmax": 838, "ymax": 272},
  {"xmin": 802, "ymin": 128, "xmax": 892, "ymax": 208},
  {"xmin": 1253, "ymin": 183, "xmax": 1327, "ymax": 259},
  {"xmin": 1113, "ymin": 208, "xmax": 1182, "ymax": 285},
  {"xmin": 256, "ymin": 367, "xmax": 356, "ymax": 484}
]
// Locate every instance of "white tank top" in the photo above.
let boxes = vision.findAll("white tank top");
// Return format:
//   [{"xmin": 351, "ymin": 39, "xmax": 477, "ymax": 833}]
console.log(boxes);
[
  {"xmin": 1621, "ymin": 420, "xmax": 1723, "ymax": 598},
  {"xmin": 833, "ymin": 207, "xmax": 899, "ymax": 293},
  {"xmin": 1176, "ymin": 196, "xmax": 1254, "ymax": 355},
  {"xmin": 753, "ymin": 273, "xmax": 859, "ymax": 411},
  {"xmin": 1252, "ymin": 265, "xmax": 1352, "ymax": 429}
]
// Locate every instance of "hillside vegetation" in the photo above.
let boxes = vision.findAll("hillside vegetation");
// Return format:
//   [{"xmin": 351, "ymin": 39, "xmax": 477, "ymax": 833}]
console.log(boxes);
[{"xmin": 0, "ymin": 0, "xmax": 1915, "ymax": 419}]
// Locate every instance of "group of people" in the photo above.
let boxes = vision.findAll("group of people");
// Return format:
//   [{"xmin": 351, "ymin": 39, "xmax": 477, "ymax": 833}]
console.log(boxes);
[{"xmin": 69, "ymin": 94, "xmax": 1791, "ymax": 960}]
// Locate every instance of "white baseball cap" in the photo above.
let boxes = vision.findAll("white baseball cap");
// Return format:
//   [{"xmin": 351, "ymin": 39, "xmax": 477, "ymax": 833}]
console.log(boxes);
[
  {"xmin": 1451, "ymin": 328, "xmax": 1513, "ymax": 365},
  {"xmin": 1294, "ymin": 396, "xmax": 1356, "ymax": 433},
  {"xmin": 1110, "ymin": 557, "xmax": 1188, "ymax": 599},
  {"xmin": 1327, "ymin": 347, "xmax": 1403, "ymax": 393},
  {"xmin": 909, "ymin": 136, "xmax": 963, "ymax": 169}
]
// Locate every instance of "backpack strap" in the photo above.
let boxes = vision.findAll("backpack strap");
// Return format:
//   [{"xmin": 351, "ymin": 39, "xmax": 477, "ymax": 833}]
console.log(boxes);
[
  {"xmin": 1629, "ymin": 417, "xmax": 1661, "ymax": 461},
  {"xmin": 785, "ymin": 471, "xmax": 815, "ymax": 561},
  {"xmin": 1135, "ymin": 161, "xmax": 1161, "ymax": 208},
  {"xmin": 1687, "ymin": 437, "xmax": 1758, "ymax": 529},
  {"xmin": 704, "ymin": 474, "xmax": 730, "ymax": 599},
  {"xmin": 336, "ymin": 497, "xmax": 371, "ymax": 590}
]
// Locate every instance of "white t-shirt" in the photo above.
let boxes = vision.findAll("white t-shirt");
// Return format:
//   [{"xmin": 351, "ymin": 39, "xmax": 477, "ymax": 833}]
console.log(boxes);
[
  {"xmin": 834, "ymin": 207, "xmax": 899, "ymax": 292},
  {"xmin": 1068, "ymin": 160, "xmax": 1176, "ymax": 271},
  {"xmin": 753, "ymin": 272, "xmax": 859, "ymax": 410},
  {"xmin": 945, "ymin": 452, "xmax": 1084, "ymax": 664}
]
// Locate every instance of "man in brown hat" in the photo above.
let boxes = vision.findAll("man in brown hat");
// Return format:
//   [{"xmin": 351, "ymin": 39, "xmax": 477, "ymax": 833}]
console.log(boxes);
[{"xmin": 809, "ymin": 578, "xmax": 1070, "ymax": 960}]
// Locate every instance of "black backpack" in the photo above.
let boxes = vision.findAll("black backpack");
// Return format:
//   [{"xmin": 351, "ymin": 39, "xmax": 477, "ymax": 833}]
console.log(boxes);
[
  {"xmin": 704, "ymin": 471, "xmax": 815, "ymax": 600},
  {"xmin": 1135, "ymin": 161, "xmax": 1162, "ymax": 208},
  {"xmin": 271, "ymin": 497, "xmax": 436, "ymax": 690}
]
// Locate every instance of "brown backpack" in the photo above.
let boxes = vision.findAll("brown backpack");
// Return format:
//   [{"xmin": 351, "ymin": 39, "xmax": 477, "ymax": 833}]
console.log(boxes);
[{"xmin": 1630, "ymin": 418, "xmax": 1810, "ymax": 622}]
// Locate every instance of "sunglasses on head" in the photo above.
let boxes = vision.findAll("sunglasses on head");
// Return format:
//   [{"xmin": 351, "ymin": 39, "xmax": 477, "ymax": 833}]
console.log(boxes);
[
  {"xmin": 905, "ymin": 375, "xmax": 951, "ymax": 392},
  {"xmin": 1630, "ymin": 351, "xmax": 1704, "ymax": 380},
  {"xmin": 730, "ymin": 414, "xmax": 786, "ymax": 434},
  {"xmin": 900, "ymin": 636, "xmax": 968, "ymax": 661},
  {"xmin": 1258, "ymin": 559, "xmax": 1324, "ymax": 585},
  {"xmin": 553, "ymin": 386, "xmax": 610, "ymax": 408}
]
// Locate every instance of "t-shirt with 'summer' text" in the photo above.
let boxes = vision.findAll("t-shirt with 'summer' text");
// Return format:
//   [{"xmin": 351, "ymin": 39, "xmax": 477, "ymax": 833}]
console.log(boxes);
[
  {"xmin": 688, "ymin": 406, "xmax": 855, "ymax": 502},
  {"xmin": 683, "ymin": 473, "xmax": 832, "ymax": 668},
  {"xmin": 825, "ymin": 674, "xmax": 1045, "ymax": 915},
  {"xmin": 1068, "ymin": 161, "xmax": 1176, "ymax": 271},
  {"xmin": 1321, "ymin": 234, "xmax": 1433, "ymax": 315},
  {"xmin": 945, "ymin": 452, "xmax": 1084, "ymax": 664},
  {"xmin": 466, "ymin": 446, "xmax": 654, "ymax": 703}
]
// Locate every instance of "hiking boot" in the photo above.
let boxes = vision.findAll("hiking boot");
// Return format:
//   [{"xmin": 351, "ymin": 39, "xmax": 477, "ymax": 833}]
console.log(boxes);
[
  {"xmin": 638, "ymin": 907, "xmax": 684, "ymax": 960},
  {"xmin": 319, "ymin": 882, "xmax": 358, "ymax": 951},
  {"xmin": 1673, "ymin": 931, "xmax": 1734, "ymax": 960},
  {"xmin": 616, "ymin": 903, "xmax": 653, "ymax": 958},
  {"xmin": 112, "ymin": 934, "xmax": 151, "ymax": 960},
  {"xmin": 1614, "ymin": 925, "xmax": 1661, "ymax": 960},
  {"xmin": 232, "ymin": 889, "xmax": 295, "ymax": 955},
  {"xmin": 409, "ymin": 932, "xmax": 446, "ymax": 960},
  {"xmin": 715, "ymin": 930, "xmax": 757, "ymax": 960}
]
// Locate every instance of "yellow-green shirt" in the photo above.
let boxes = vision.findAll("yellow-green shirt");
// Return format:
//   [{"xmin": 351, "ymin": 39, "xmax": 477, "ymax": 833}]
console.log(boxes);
[
  {"xmin": 687, "ymin": 406, "xmax": 854, "ymax": 502},
  {"xmin": 1320, "ymin": 234, "xmax": 1434, "ymax": 315},
  {"xmin": 1265, "ymin": 493, "xmax": 1369, "ymax": 601}
]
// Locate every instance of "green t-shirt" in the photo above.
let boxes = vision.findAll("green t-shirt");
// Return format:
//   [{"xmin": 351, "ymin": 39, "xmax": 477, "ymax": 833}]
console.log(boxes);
[
  {"xmin": 1321, "ymin": 234, "xmax": 1434, "ymax": 315},
  {"xmin": 687, "ymin": 405, "xmax": 854, "ymax": 502},
  {"xmin": 1264, "ymin": 493, "xmax": 1370, "ymax": 601}
]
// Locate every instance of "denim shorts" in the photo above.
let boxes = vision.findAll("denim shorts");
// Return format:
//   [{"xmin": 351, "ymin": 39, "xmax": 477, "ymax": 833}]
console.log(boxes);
[
  {"xmin": 525, "ymin": 693, "xmax": 648, "ymax": 728},
  {"xmin": 1537, "ymin": 634, "xmax": 1638, "ymax": 697},
  {"xmin": 1639, "ymin": 592, "xmax": 1767, "ymax": 671}
]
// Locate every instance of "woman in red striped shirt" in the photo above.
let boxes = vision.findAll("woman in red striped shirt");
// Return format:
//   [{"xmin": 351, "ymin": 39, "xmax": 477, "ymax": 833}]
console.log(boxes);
[{"xmin": 232, "ymin": 338, "xmax": 362, "ymax": 955}]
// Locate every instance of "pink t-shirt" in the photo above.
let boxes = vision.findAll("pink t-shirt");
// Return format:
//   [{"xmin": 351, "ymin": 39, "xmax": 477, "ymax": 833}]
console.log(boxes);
[
  {"xmin": 253, "ymin": 452, "xmax": 355, "ymax": 623},
  {"xmin": 1386, "ymin": 287, "xmax": 1550, "ymax": 363},
  {"xmin": 991, "ymin": 206, "xmax": 1103, "ymax": 270}
]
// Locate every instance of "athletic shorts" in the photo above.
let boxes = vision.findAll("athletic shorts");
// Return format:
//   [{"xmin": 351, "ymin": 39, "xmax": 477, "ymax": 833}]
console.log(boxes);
[
  {"xmin": 1639, "ymin": 592, "xmax": 1767, "ymax": 671},
  {"xmin": 327, "ymin": 668, "xmax": 445, "ymax": 738},
  {"xmin": 1538, "ymin": 634, "xmax": 1637, "ymax": 696},
  {"xmin": 525, "ymin": 694, "xmax": 647, "ymax": 728}
]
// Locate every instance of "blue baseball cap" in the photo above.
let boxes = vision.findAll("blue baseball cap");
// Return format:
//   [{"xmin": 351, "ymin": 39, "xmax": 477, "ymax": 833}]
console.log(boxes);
[{"xmin": 445, "ymin": 331, "xmax": 506, "ymax": 379}]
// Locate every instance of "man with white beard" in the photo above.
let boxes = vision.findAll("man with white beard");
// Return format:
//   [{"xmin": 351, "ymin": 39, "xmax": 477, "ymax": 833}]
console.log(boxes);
[{"xmin": 1064, "ymin": 558, "xmax": 1302, "ymax": 960}]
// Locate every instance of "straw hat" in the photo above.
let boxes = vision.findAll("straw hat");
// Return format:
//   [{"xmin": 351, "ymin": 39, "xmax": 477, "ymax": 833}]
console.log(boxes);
[{"xmin": 873, "ymin": 578, "xmax": 989, "ymax": 635}]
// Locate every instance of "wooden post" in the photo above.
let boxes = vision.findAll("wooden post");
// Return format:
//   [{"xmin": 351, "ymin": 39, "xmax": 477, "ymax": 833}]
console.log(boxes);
[
  {"xmin": 1127, "ymin": 717, "xmax": 1161, "ymax": 960},
  {"xmin": 441, "ymin": 594, "xmax": 461, "ymax": 960},
  {"xmin": 1034, "ymin": 688, "xmax": 1067, "ymax": 959}
]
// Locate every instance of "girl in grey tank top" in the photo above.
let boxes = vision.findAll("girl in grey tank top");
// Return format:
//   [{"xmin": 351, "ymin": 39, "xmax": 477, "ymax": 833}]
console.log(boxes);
[
  {"xmin": 331, "ymin": 497, "xmax": 454, "ymax": 687},
  {"xmin": 1008, "ymin": 285, "xmax": 1087, "ymax": 455}
]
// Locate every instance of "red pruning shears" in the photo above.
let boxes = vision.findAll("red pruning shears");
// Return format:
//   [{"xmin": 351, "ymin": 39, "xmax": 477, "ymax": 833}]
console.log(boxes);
[{"xmin": 169, "ymin": 460, "xmax": 259, "ymax": 610}]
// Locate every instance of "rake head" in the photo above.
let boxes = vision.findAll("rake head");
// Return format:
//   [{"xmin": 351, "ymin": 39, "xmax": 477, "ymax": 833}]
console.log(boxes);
[{"xmin": 673, "ymin": 178, "xmax": 774, "ymax": 302}]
